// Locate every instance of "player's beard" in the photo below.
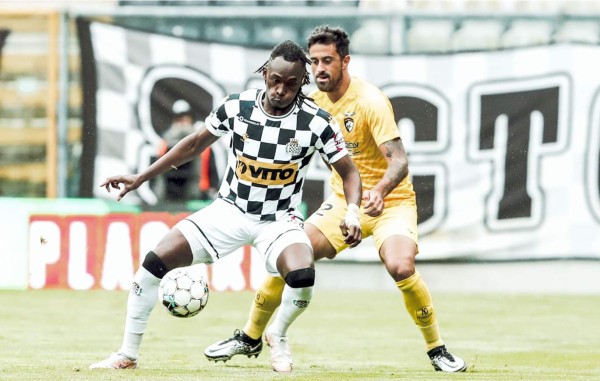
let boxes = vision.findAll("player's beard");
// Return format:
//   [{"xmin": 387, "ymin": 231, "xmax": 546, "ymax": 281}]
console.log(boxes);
[{"xmin": 315, "ymin": 68, "xmax": 342, "ymax": 93}]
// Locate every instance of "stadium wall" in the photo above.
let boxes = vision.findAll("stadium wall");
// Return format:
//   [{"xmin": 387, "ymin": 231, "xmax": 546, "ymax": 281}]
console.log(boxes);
[
  {"xmin": 0, "ymin": 198, "xmax": 271, "ymax": 291},
  {"xmin": 1, "ymin": 197, "xmax": 599, "ymax": 293},
  {"xmin": 2, "ymin": 13, "xmax": 600, "ymax": 293}
]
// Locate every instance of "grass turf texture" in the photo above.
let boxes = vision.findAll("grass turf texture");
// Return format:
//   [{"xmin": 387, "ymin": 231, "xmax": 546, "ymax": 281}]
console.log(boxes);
[{"xmin": 0, "ymin": 290, "xmax": 598, "ymax": 380}]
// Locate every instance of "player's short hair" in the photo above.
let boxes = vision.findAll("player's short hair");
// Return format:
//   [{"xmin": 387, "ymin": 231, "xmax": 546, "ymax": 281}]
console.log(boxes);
[{"xmin": 307, "ymin": 25, "xmax": 350, "ymax": 59}]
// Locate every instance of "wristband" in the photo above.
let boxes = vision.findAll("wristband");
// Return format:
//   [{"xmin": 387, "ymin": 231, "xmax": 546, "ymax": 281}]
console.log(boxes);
[{"xmin": 344, "ymin": 203, "xmax": 361, "ymax": 228}]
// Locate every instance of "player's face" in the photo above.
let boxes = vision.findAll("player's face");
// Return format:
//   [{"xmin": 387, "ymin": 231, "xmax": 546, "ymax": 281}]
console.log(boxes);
[
  {"xmin": 263, "ymin": 56, "xmax": 305, "ymax": 115},
  {"xmin": 309, "ymin": 43, "xmax": 344, "ymax": 93}
]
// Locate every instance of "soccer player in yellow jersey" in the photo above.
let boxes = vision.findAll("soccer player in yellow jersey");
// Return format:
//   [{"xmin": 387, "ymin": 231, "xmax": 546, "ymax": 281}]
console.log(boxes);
[{"xmin": 205, "ymin": 25, "xmax": 466, "ymax": 373}]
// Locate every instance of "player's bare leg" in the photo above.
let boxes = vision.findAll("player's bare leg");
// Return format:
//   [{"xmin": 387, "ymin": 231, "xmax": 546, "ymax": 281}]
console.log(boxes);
[
  {"xmin": 305, "ymin": 222, "xmax": 337, "ymax": 261},
  {"xmin": 380, "ymin": 235, "xmax": 466, "ymax": 372}
]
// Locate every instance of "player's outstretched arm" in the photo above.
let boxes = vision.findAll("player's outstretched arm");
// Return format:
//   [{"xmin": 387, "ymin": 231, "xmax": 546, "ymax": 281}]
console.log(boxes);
[
  {"xmin": 331, "ymin": 155, "xmax": 362, "ymax": 247},
  {"xmin": 364, "ymin": 137, "xmax": 409, "ymax": 217},
  {"xmin": 100, "ymin": 126, "xmax": 220, "ymax": 201}
]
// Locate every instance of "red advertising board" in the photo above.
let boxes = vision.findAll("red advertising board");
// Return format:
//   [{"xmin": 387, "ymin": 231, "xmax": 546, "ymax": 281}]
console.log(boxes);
[{"xmin": 28, "ymin": 213, "xmax": 256, "ymax": 291}]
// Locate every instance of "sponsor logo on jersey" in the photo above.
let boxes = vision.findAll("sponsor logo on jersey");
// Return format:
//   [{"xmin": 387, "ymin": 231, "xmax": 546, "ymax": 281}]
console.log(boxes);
[
  {"xmin": 285, "ymin": 138, "xmax": 302, "ymax": 156},
  {"xmin": 345, "ymin": 141, "xmax": 360, "ymax": 156},
  {"xmin": 236, "ymin": 155, "xmax": 299, "ymax": 186},
  {"xmin": 237, "ymin": 115, "xmax": 261, "ymax": 126},
  {"xmin": 343, "ymin": 111, "xmax": 355, "ymax": 132}
]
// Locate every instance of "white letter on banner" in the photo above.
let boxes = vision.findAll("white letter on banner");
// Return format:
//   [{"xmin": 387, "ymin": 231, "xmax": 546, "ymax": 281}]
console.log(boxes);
[
  {"xmin": 101, "ymin": 221, "xmax": 134, "ymax": 290},
  {"xmin": 28, "ymin": 221, "xmax": 61, "ymax": 289},
  {"xmin": 210, "ymin": 247, "xmax": 246, "ymax": 291},
  {"xmin": 68, "ymin": 221, "xmax": 94, "ymax": 290},
  {"xmin": 249, "ymin": 247, "xmax": 267, "ymax": 290},
  {"xmin": 139, "ymin": 221, "xmax": 170, "ymax": 264}
]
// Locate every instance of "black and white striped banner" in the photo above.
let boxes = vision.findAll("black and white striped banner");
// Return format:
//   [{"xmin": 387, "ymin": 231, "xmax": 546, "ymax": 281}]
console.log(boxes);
[{"xmin": 78, "ymin": 20, "xmax": 600, "ymax": 261}]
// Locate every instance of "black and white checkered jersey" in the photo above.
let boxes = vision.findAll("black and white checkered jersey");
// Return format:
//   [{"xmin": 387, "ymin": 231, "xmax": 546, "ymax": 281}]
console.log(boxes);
[{"xmin": 205, "ymin": 89, "xmax": 348, "ymax": 221}]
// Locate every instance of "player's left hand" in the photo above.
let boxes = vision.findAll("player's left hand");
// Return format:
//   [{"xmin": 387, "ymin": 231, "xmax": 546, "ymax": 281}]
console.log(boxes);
[
  {"xmin": 339, "ymin": 220, "xmax": 362, "ymax": 248},
  {"xmin": 363, "ymin": 189, "xmax": 384, "ymax": 217}
]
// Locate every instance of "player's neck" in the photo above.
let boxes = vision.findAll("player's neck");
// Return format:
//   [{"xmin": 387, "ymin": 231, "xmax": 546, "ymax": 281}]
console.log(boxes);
[{"xmin": 327, "ymin": 75, "xmax": 351, "ymax": 104}]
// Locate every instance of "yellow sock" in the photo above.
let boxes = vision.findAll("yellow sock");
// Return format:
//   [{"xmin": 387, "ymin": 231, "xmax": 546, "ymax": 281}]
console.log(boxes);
[
  {"xmin": 396, "ymin": 270, "xmax": 444, "ymax": 351},
  {"xmin": 243, "ymin": 275, "xmax": 286, "ymax": 340}
]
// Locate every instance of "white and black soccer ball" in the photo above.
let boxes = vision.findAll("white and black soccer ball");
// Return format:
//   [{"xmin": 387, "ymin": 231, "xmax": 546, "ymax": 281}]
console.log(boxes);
[{"xmin": 158, "ymin": 266, "xmax": 209, "ymax": 318}]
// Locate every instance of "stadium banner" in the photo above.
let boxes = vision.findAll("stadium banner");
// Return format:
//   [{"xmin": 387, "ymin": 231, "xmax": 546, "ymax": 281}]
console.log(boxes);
[
  {"xmin": 0, "ymin": 198, "xmax": 265, "ymax": 290},
  {"xmin": 27, "ymin": 212, "xmax": 266, "ymax": 291},
  {"xmin": 0, "ymin": 198, "xmax": 138, "ymax": 289},
  {"xmin": 78, "ymin": 20, "xmax": 600, "ymax": 262}
]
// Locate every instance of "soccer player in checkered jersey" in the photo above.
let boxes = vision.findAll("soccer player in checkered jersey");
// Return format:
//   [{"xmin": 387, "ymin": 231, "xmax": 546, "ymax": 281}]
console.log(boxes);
[
  {"xmin": 90, "ymin": 40, "xmax": 363, "ymax": 370},
  {"xmin": 205, "ymin": 26, "xmax": 467, "ymax": 373}
]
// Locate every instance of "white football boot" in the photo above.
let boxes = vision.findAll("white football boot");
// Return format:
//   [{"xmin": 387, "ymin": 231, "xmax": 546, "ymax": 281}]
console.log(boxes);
[
  {"xmin": 89, "ymin": 352, "xmax": 137, "ymax": 369},
  {"xmin": 265, "ymin": 330, "xmax": 293, "ymax": 373}
]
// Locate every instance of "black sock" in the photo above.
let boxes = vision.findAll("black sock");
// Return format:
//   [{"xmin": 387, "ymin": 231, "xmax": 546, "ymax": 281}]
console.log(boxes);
[{"xmin": 240, "ymin": 330, "xmax": 261, "ymax": 345}]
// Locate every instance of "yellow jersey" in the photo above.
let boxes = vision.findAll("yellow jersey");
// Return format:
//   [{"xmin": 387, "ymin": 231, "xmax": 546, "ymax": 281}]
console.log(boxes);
[{"xmin": 311, "ymin": 76, "xmax": 416, "ymax": 207}]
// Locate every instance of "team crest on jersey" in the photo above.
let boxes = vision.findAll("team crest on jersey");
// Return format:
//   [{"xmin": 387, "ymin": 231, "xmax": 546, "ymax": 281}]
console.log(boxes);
[
  {"xmin": 286, "ymin": 138, "xmax": 302, "ymax": 156},
  {"xmin": 343, "ymin": 111, "xmax": 355, "ymax": 132}
]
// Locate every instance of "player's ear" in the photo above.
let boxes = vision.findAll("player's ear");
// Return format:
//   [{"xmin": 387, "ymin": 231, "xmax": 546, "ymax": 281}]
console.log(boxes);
[{"xmin": 342, "ymin": 54, "xmax": 350, "ymax": 70}]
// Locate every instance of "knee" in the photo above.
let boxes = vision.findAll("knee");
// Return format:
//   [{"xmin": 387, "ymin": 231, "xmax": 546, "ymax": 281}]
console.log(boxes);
[
  {"xmin": 142, "ymin": 251, "xmax": 169, "ymax": 279},
  {"xmin": 284, "ymin": 268, "xmax": 315, "ymax": 288},
  {"xmin": 385, "ymin": 258, "xmax": 415, "ymax": 282}
]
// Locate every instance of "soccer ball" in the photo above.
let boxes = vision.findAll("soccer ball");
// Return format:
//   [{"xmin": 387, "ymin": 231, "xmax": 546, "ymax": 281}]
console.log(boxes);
[{"xmin": 158, "ymin": 266, "xmax": 209, "ymax": 318}]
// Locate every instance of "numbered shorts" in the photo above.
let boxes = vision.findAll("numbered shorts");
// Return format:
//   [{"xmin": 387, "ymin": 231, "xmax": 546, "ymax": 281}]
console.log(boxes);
[
  {"xmin": 175, "ymin": 198, "xmax": 311, "ymax": 276},
  {"xmin": 306, "ymin": 194, "xmax": 419, "ymax": 254}
]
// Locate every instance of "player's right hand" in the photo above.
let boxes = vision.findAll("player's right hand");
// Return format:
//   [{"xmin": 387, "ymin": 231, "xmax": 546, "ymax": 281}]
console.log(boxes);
[
  {"xmin": 339, "ymin": 220, "xmax": 362, "ymax": 248},
  {"xmin": 100, "ymin": 174, "xmax": 142, "ymax": 201}
]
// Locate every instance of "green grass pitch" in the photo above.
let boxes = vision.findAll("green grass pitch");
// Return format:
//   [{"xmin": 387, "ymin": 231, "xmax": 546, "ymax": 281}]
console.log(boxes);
[{"xmin": 0, "ymin": 289, "xmax": 599, "ymax": 380}]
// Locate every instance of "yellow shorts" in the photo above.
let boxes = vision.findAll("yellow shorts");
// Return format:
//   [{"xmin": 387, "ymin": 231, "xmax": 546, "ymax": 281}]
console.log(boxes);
[{"xmin": 305, "ymin": 194, "xmax": 419, "ymax": 255}]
